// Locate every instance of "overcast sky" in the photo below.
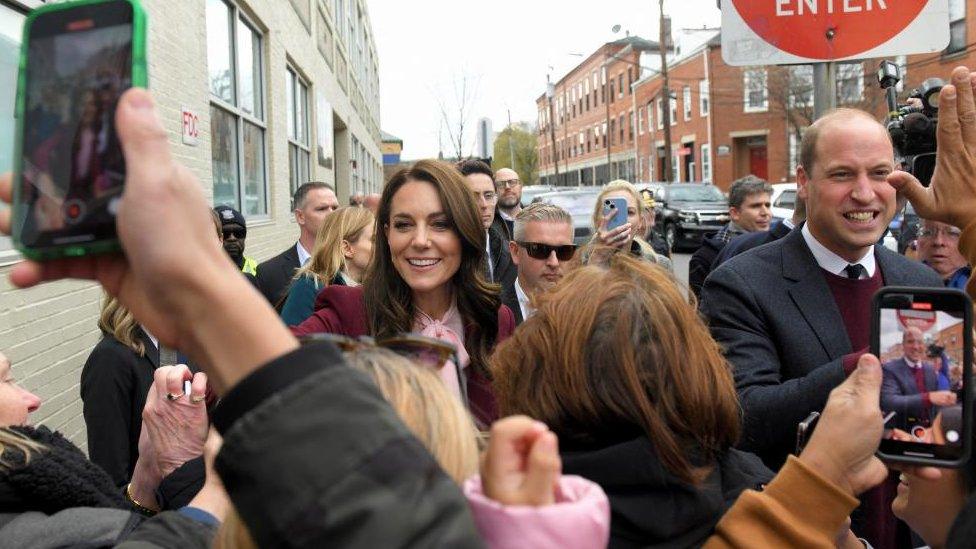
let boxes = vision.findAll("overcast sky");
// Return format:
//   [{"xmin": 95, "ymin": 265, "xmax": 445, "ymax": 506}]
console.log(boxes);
[{"xmin": 368, "ymin": 0, "xmax": 722, "ymax": 160}]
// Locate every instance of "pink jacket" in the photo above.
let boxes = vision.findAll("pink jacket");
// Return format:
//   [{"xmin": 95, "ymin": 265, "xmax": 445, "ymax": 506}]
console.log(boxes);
[{"xmin": 464, "ymin": 475, "xmax": 611, "ymax": 549}]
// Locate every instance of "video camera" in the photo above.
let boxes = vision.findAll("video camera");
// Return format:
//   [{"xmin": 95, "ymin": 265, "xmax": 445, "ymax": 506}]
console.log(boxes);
[{"xmin": 878, "ymin": 60, "xmax": 943, "ymax": 186}]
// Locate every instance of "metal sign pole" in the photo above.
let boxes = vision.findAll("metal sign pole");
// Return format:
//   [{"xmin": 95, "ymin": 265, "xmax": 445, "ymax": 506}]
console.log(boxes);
[{"xmin": 812, "ymin": 62, "xmax": 837, "ymax": 120}]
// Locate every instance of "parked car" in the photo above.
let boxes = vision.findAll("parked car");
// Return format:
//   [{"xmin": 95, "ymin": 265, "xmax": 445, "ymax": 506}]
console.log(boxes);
[
  {"xmin": 520, "ymin": 185, "xmax": 556, "ymax": 206},
  {"xmin": 531, "ymin": 188, "xmax": 604, "ymax": 245},
  {"xmin": 651, "ymin": 183, "xmax": 729, "ymax": 252},
  {"xmin": 770, "ymin": 183, "xmax": 797, "ymax": 221}
]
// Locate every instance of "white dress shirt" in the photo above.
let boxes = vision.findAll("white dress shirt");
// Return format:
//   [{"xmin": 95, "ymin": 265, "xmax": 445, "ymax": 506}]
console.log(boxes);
[
  {"xmin": 297, "ymin": 242, "xmax": 311, "ymax": 267},
  {"xmin": 801, "ymin": 223, "xmax": 876, "ymax": 279},
  {"xmin": 514, "ymin": 278, "xmax": 533, "ymax": 320}
]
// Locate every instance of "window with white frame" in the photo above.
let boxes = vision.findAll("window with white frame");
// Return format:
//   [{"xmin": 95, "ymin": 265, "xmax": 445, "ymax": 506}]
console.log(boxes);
[
  {"xmin": 789, "ymin": 65, "xmax": 814, "ymax": 108},
  {"xmin": 789, "ymin": 130, "xmax": 799, "ymax": 177},
  {"xmin": 701, "ymin": 143, "xmax": 712, "ymax": 182},
  {"xmin": 207, "ymin": 0, "xmax": 268, "ymax": 216},
  {"xmin": 638, "ymin": 106, "xmax": 644, "ymax": 135},
  {"xmin": 287, "ymin": 67, "xmax": 311, "ymax": 196},
  {"xmin": 896, "ymin": 55, "xmax": 907, "ymax": 93},
  {"xmin": 669, "ymin": 96, "xmax": 677, "ymax": 126},
  {"xmin": 671, "ymin": 153, "xmax": 680, "ymax": 182},
  {"xmin": 699, "ymin": 79, "xmax": 709, "ymax": 116},
  {"xmin": 743, "ymin": 68, "xmax": 768, "ymax": 112},
  {"xmin": 656, "ymin": 98, "xmax": 663, "ymax": 129},
  {"xmin": 836, "ymin": 63, "xmax": 863, "ymax": 104},
  {"xmin": 683, "ymin": 86, "xmax": 692, "ymax": 120},
  {"xmin": 646, "ymin": 102, "xmax": 653, "ymax": 131},
  {"xmin": 333, "ymin": 0, "xmax": 345, "ymax": 44},
  {"xmin": 948, "ymin": 0, "xmax": 966, "ymax": 54}
]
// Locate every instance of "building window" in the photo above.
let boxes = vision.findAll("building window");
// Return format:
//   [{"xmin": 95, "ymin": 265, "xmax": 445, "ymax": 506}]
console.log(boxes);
[
  {"xmin": 610, "ymin": 120, "xmax": 616, "ymax": 145},
  {"xmin": 669, "ymin": 97, "xmax": 677, "ymax": 126},
  {"xmin": 836, "ymin": 63, "xmax": 863, "ymax": 104},
  {"xmin": 619, "ymin": 114, "xmax": 625, "ymax": 143},
  {"xmin": 656, "ymin": 98, "xmax": 663, "ymax": 129},
  {"xmin": 207, "ymin": 0, "xmax": 268, "ymax": 216},
  {"xmin": 617, "ymin": 74, "xmax": 623, "ymax": 98},
  {"xmin": 701, "ymin": 143, "xmax": 712, "ymax": 182},
  {"xmin": 789, "ymin": 65, "xmax": 814, "ymax": 108},
  {"xmin": 287, "ymin": 67, "xmax": 311, "ymax": 196},
  {"xmin": 638, "ymin": 106, "xmax": 644, "ymax": 135},
  {"xmin": 683, "ymin": 86, "xmax": 692, "ymax": 121},
  {"xmin": 948, "ymin": 0, "xmax": 966, "ymax": 54},
  {"xmin": 609, "ymin": 80, "xmax": 615, "ymax": 103},
  {"xmin": 743, "ymin": 68, "xmax": 768, "ymax": 113},
  {"xmin": 628, "ymin": 110, "xmax": 634, "ymax": 140},
  {"xmin": 646, "ymin": 102, "xmax": 654, "ymax": 131},
  {"xmin": 896, "ymin": 55, "xmax": 908, "ymax": 93},
  {"xmin": 671, "ymin": 153, "xmax": 680, "ymax": 182},
  {"xmin": 699, "ymin": 79, "xmax": 709, "ymax": 116}
]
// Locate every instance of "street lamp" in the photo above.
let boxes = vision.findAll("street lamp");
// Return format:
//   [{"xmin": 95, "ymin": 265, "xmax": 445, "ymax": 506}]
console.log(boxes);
[{"xmin": 545, "ymin": 75, "xmax": 559, "ymax": 184}]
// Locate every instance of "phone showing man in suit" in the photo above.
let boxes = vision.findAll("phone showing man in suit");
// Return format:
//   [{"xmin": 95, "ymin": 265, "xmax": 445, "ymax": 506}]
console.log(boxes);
[{"xmin": 873, "ymin": 287, "xmax": 972, "ymax": 466}]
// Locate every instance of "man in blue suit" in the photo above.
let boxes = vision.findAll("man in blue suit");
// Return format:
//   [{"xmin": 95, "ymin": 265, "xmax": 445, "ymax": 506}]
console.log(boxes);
[{"xmin": 881, "ymin": 327, "xmax": 957, "ymax": 433}]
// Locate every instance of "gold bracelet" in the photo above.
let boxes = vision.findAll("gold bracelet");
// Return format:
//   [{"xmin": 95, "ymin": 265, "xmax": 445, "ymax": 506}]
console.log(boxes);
[{"xmin": 125, "ymin": 482, "xmax": 158, "ymax": 516}]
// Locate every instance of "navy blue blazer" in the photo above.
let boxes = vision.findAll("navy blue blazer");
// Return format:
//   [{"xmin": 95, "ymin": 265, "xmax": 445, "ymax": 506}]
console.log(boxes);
[
  {"xmin": 881, "ymin": 357, "xmax": 941, "ymax": 432},
  {"xmin": 700, "ymin": 226, "xmax": 942, "ymax": 469}
]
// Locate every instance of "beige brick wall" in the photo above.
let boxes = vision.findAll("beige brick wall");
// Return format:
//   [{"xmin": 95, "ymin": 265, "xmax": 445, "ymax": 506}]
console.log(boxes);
[{"xmin": 0, "ymin": 0, "xmax": 382, "ymax": 452}]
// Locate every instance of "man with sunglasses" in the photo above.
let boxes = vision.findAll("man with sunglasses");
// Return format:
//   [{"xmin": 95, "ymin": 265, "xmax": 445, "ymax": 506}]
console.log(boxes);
[
  {"xmin": 214, "ymin": 205, "xmax": 258, "ymax": 278},
  {"xmin": 503, "ymin": 203, "xmax": 576, "ymax": 325}
]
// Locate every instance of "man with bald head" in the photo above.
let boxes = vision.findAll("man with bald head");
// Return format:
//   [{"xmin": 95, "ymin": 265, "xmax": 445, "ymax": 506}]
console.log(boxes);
[
  {"xmin": 700, "ymin": 108, "xmax": 941, "ymax": 546},
  {"xmin": 494, "ymin": 168, "xmax": 522, "ymax": 236},
  {"xmin": 700, "ymin": 109, "xmax": 944, "ymax": 545},
  {"xmin": 881, "ymin": 327, "xmax": 956, "ymax": 433}
]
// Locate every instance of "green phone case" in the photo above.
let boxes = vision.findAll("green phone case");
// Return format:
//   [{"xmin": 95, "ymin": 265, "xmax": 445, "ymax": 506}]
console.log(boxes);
[{"xmin": 11, "ymin": 0, "xmax": 147, "ymax": 260}]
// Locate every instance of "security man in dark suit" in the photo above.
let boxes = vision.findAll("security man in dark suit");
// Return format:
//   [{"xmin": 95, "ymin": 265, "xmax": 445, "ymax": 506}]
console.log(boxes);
[
  {"xmin": 699, "ymin": 108, "xmax": 941, "ymax": 548},
  {"xmin": 457, "ymin": 160, "xmax": 516, "ymax": 288},
  {"xmin": 256, "ymin": 182, "xmax": 339, "ymax": 305}
]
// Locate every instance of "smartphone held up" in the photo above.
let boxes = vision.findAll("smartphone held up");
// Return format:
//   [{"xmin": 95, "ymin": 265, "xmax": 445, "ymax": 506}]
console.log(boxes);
[
  {"xmin": 871, "ymin": 287, "xmax": 973, "ymax": 467},
  {"xmin": 12, "ymin": 0, "xmax": 146, "ymax": 260}
]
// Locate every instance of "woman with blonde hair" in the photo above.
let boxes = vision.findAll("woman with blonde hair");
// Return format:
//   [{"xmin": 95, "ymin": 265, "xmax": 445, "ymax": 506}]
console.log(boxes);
[
  {"xmin": 493, "ymin": 252, "xmax": 770, "ymax": 547},
  {"xmin": 280, "ymin": 206, "xmax": 374, "ymax": 325},
  {"xmin": 590, "ymin": 179, "xmax": 672, "ymax": 271},
  {"xmin": 80, "ymin": 294, "xmax": 162, "ymax": 486}
]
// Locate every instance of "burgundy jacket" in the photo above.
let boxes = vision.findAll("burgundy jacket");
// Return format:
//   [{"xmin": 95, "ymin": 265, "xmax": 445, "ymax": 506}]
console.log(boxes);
[{"xmin": 291, "ymin": 285, "xmax": 515, "ymax": 426}]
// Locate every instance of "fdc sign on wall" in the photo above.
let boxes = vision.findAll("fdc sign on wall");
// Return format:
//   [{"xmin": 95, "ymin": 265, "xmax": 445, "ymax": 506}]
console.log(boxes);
[{"xmin": 722, "ymin": 0, "xmax": 950, "ymax": 65}]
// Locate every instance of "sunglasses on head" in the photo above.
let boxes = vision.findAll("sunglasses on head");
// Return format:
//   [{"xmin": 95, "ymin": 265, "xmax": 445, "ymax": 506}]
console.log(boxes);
[{"xmin": 516, "ymin": 241, "xmax": 577, "ymax": 261}]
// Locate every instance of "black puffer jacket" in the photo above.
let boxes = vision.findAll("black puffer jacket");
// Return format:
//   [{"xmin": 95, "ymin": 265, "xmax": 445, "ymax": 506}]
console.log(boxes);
[{"xmin": 562, "ymin": 435, "xmax": 773, "ymax": 549}]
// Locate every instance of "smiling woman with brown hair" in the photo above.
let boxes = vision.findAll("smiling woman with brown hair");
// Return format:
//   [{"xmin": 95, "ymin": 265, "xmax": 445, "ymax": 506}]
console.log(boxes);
[
  {"xmin": 292, "ymin": 159, "xmax": 516, "ymax": 427},
  {"xmin": 492, "ymin": 252, "xmax": 771, "ymax": 547}
]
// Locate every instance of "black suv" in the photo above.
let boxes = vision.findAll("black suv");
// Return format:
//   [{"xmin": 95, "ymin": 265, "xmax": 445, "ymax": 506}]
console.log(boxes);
[{"xmin": 646, "ymin": 183, "xmax": 729, "ymax": 252}]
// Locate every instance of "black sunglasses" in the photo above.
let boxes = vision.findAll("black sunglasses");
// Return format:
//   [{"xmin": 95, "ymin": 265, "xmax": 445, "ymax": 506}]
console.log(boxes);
[{"xmin": 516, "ymin": 241, "xmax": 577, "ymax": 261}]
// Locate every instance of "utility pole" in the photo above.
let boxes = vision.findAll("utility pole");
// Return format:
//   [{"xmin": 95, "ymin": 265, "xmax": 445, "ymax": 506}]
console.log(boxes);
[
  {"xmin": 546, "ymin": 76, "xmax": 560, "ymax": 183},
  {"xmin": 506, "ymin": 109, "xmax": 517, "ymax": 171},
  {"xmin": 812, "ymin": 62, "xmax": 836, "ymax": 119},
  {"xmin": 658, "ymin": 0, "xmax": 673, "ymax": 183}
]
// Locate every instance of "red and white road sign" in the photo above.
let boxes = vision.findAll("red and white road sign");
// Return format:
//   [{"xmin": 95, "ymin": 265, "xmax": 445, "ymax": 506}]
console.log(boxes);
[
  {"xmin": 896, "ymin": 309, "xmax": 937, "ymax": 333},
  {"xmin": 722, "ymin": 0, "xmax": 950, "ymax": 66}
]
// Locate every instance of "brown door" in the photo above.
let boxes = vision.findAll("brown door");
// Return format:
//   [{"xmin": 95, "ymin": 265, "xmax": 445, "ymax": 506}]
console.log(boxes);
[{"xmin": 749, "ymin": 146, "xmax": 768, "ymax": 180}]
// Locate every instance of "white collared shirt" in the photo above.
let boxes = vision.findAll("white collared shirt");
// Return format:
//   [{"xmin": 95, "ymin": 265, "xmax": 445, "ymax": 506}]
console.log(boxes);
[
  {"xmin": 142, "ymin": 326, "xmax": 159, "ymax": 350},
  {"xmin": 801, "ymin": 223, "xmax": 876, "ymax": 279},
  {"xmin": 904, "ymin": 358, "xmax": 923, "ymax": 370},
  {"xmin": 297, "ymin": 242, "xmax": 311, "ymax": 267},
  {"xmin": 514, "ymin": 278, "xmax": 533, "ymax": 320}
]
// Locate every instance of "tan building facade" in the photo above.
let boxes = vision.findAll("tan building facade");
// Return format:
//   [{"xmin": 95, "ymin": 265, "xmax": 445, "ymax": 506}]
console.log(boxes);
[{"xmin": 0, "ymin": 0, "xmax": 382, "ymax": 449}]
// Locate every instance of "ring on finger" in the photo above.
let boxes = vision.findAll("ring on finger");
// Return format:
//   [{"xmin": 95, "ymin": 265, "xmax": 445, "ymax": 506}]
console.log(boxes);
[
  {"xmin": 166, "ymin": 392, "xmax": 184, "ymax": 401},
  {"xmin": 190, "ymin": 394, "xmax": 206, "ymax": 404}
]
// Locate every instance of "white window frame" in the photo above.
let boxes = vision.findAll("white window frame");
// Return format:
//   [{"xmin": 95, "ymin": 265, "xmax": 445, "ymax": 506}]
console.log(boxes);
[
  {"xmin": 836, "ymin": 62, "xmax": 864, "ymax": 104},
  {"xmin": 701, "ymin": 143, "xmax": 712, "ymax": 182},
  {"xmin": 789, "ymin": 65, "xmax": 814, "ymax": 108},
  {"xmin": 948, "ymin": 0, "xmax": 966, "ymax": 54},
  {"xmin": 671, "ymin": 153, "xmax": 680, "ymax": 182},
  {"xmin": 683, "ymin": 86, "xmax": 692, "ymax": 121},
  {"xmin": 638, "ymin": 106, "xmax": 644, "ymax": 135},
  {"xmin": 699, "ymin": 79, "xmax": 709, "ymax": 116},
  {"xmin": 669, "ymin": 97, "xmax": 677, "ymax": 126},
  {"xmin": 656, "ymin": 98, "xmax": 663, "ymax": 130},
  {"xmin": 208, "ymin": 0, "xmax": 270, "ymax": 218},
  {"xmin": 286, "ymin": 66, "xmax": 312, "ymax": 196},
  {"xmin": 743, "ymin": 68, "xmax": 768, "ymax": 113}
]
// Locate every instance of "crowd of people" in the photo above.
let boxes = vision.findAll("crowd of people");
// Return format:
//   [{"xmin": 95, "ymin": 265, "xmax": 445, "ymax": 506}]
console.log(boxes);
[{"xmin": 5, "ymin": 66, "xmax": 976, "ymax": 548}]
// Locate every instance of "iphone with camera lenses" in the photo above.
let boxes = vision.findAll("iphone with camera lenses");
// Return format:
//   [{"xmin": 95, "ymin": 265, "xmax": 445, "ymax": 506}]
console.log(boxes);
[
  {"xmin": 603, "ymin": 197, "xmax": 627, "ymax": 232},
  {"xmin": 872, "ymin": 287, "xmax": 972, "ymax": 467},
  {"xmin": 12, "ymin": 0, "xmax": 147, "ymax": 260}
]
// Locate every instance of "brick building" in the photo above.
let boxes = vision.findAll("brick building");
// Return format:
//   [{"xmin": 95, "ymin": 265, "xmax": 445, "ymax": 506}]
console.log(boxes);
[
  {"xmin": 540, "ymin": 0, "xmax": 976, "ymax": 192},
  {"xmin": 536, "ymin": 35, "xmax": 668, "ymax": 187},
  {"xmin": 0, "ymin": 0, "xmax": 383, "ymax": 449}
]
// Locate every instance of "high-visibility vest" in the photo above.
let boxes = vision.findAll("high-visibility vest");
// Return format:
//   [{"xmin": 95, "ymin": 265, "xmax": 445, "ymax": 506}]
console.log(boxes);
[{"xmin": 242, "ymin": 256, "xmax": 258, "ymax": 276}]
